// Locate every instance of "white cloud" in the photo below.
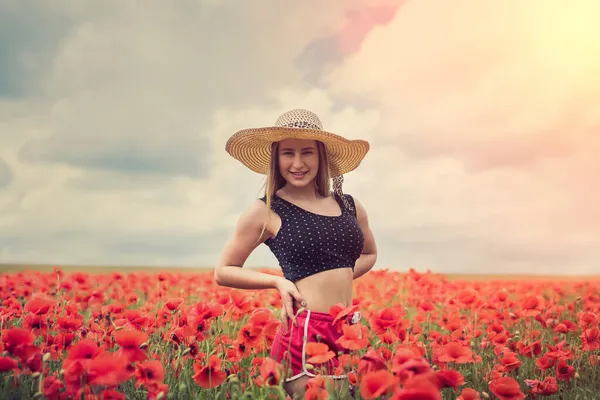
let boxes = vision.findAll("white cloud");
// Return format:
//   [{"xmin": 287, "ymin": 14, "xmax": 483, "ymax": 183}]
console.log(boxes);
[
  {"xmin": 320, "ymin": 0, "xmax": 600, "ymax": 273},
  {"xmin": 330, "ymin": 0, "xmax": 600, "ymax": 165}
]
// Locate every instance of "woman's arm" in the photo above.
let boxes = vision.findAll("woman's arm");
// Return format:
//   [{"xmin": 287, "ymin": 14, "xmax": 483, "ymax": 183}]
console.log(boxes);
[
  {"xmin": 352, "ymin": 197, "xmax": 377, "ymax": 280},
  {"xmin": 214, "ymin": 199, "xmax": 306, "ymax": 325},
  {"xmin": 214, "ymin": 199, "xmax": 283, "ymax": 289}
]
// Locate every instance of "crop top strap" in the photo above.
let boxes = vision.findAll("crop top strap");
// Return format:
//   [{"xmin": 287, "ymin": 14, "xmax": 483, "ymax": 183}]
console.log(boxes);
[
  {"xmin": 334, "ymin": 192, "xmax": 357, "ymax": 219},
  {"xmin": 258, "ymin": 195, "xmax": 284, "ymax": 213},
  {"xmin": 345, "ymin": 194, "xmax": 357, "ymax": 218}
]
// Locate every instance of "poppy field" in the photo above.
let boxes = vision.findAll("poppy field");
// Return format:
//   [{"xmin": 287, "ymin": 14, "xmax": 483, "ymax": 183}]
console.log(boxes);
[{"xmin": 1, "ymin": 267, "xmax": 600, "ymax": 400}]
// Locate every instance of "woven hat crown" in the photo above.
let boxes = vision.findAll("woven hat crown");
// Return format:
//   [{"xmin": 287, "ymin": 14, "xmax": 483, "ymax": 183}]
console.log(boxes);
[{"xmin": 275, "ymin": 109, "xmax": 323, "ymax": 130}]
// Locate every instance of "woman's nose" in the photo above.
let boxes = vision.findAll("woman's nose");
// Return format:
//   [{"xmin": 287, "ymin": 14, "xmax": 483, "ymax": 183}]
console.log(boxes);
[{"xmin": 292, "ymin": 154, "xmax": 304, "ymax": 167}]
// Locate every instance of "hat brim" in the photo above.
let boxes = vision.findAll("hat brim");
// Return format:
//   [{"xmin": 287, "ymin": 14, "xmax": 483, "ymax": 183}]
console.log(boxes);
[{"xmin": 225, "ymin": 126, "xmax": 370, "ymax": 176}]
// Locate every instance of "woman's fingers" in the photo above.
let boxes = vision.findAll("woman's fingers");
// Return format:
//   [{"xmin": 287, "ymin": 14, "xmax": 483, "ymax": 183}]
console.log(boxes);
[
  {"xmin": 280, "ymin": 305, "xmax": 288, "ymax": 331},
  {"xmin": 285, "ymin": 293, "xmax": 294, "ymax": 323},
  {"xmin": 291, "ymin": 290, "xmax": 306, "ymax": 308}
]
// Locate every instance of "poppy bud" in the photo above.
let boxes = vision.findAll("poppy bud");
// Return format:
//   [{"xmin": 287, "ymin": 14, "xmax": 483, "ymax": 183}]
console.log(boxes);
[
  {"xmin": 482, "ymin": 392, "xmax": 490, "ymax": 399},
  {"xmin": 43, "ymin": 353, "xmax": 51, "ymax": 362}
]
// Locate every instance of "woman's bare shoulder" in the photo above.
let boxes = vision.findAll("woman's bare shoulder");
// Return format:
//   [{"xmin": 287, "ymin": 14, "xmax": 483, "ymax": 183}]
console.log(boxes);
[{"xmin": 238, "ymin": 198, "xmax": 271, "ymax": 225}]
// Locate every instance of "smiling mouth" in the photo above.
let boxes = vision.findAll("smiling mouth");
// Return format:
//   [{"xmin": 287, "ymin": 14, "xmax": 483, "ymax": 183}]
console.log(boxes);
[{"xmin": 290, "ymin": 171, "xmax": 308, "ymax": 177}]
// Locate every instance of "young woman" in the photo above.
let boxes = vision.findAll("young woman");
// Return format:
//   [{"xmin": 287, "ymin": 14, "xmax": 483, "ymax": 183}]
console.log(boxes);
[{"xmin": 214, "ymin": 109, "xmax": 377, "ymax": 398}]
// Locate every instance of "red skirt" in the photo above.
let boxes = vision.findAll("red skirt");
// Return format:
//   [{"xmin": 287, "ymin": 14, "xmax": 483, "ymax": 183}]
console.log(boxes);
[{"xmin": 270, "ymin": 308, "xmax": 361, "ymax": 382}]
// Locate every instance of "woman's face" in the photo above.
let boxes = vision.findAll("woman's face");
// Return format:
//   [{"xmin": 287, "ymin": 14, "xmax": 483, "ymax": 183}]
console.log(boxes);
[{"xmin": 277, "ymin": 139, "xmax": 319, "ymax": 188}]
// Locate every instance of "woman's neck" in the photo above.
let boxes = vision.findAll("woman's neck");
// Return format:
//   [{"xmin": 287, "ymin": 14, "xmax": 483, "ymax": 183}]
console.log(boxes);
[{"xmin": 278, "ymin": 184, "xmax": 321, "ymax": 201}]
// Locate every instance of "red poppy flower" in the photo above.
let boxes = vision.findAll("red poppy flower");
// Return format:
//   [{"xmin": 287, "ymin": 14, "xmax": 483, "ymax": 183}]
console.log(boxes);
[
  {"xmin": 419, "ymin": 301, "xmax": 434, "ymax": 312},
  {"xmin": 67, "ymin": 339, "xmax": 102, "ymax": 361},
  {"xmin": 521, "ymin": 295, "xmax": 544, "ymax": 317},
  {"xmin": 359, "ymin": 369, "xmax": 395, "ymax": 400},
  {"xmin": 0, "ymin": 356, "xmax": 18, "ymax": 373},
  {"xmin": 43, "ymin": 375, "xmax": 65, "ymax": 399},
  {"xmin": 238, "ymin": 321, "xmax": 264, "ymax": 346},
  {"xmin": 499, "ymin": 351, "xmax": 522, "ymax": 371},
  {"xmin": 517, "ymin": 339, "xmax": 542, "ymax": 358},
  {"xmin": 114, "ymin": 329, "xmax": 148, "ymax": 363},
  {"xmin": 1, "ymin": 327, "xmax": 36, "ymax": 357},
  {"xmin": 535, "ymin": 353, "xmax": 556, "ymax": 370},
  {"xmin": 99, "ymin": 389, "xmax": 126, "ymax": 399},
  {"xmin": 457, "ymin": 388, "xmax": 481, "ymax": 400},
  {"xmin": 227, "ymin": 291, "xmax": 253, "ymax": 320},
  {"xmin": 87, "ymin": 352, "xmax": 133, "ymax": 387},
  {"xmin": 489, "ymin": 376, "xmax": 525, "ymax": 400},
  {"xmin": 358, "ymin": 348, "xmax": 388, "ymax": 375},
  {"xmin": 525, "ymin": 376, "xmax": 559, "ymax": 396},
  {"xmin": 391, "ymin": 375, "xmax": 442, "ymax": 400},
  {"xmin": 581, "ymin": 327, "xmax": 600, "ymax": 351},
  {"xmin": 393, "ymin": 357, "xmax": 432, "ymax": 383},
  {"xmin": 123, "ymin": 310, "xmax": 151, "ymax": 330},
  {"xmin": 329, "ymin": 303, "xmax": 360, "ymax": 333},
  {"xmin": 556, "ymin": 359, "xmax": 575, "ymax": 382},
  {"xmin": 457, "ymin": 289, "xmax": 479, "ymax": 306},
  {"xmin": 193, "ymin": 355, "xmax": 227, "ymax": 388},
  {"xmin": 164, "ymin": 297, "xmax": 184, "ymax": 311},
  {"xmin": 438, "ymin": 342, "xmax": 475, "ymax": 364},
  {"xmin": 305, "ymin": 342, "xmax": 335, "ymax": 365},
  {"xmin": 135, "ymin": 360, "xmax": 165, "ymax": 389},
  {"xmin": 305, "ymin": 375, "xmax": 329, "ymax": 400},
  {"xmin": 435, "ymin": 369, "xmax": 465, "ymax": 390},
  {"xmin": 254, "ymin": 357, "xmax": 282, "ymax": 387},
  {"xmin": 336, "ymin": 324, "xmax": 370, "ymax": 350},
  {"xmin": 578, "ymin": 311, "xmax": 598, "ymax": 327},
  {"xmin": 369, "ymin": 307, "xmax": 404, "ymax": 335},
  {"xmin": 24, "ymin": 295, "xmax": 56, "ymax": 315}
]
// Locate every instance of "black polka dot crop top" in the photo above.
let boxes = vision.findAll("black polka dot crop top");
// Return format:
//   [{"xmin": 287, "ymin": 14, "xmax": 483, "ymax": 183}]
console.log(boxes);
[{"xmin": 259, "ymin": 192, "xmax": 365, "ymax": 283}]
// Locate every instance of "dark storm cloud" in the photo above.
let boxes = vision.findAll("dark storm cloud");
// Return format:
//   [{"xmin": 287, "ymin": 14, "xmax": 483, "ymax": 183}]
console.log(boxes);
[
  {"xmin": 0, "ymin": 2, "xmax": 72, "ymax": 98},
  {"xmin": 0, "ymin": 228, "xmax": 232, "ymax": 266},
  {"xmin": 20, "ymin": 134, "xmax": 210, "ymax": 179}
]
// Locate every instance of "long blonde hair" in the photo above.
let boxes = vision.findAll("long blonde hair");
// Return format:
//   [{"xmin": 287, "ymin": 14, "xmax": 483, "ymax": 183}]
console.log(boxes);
[{"xmin": 258, "ymin": 140, "xmax": 331, "ymax": 242}]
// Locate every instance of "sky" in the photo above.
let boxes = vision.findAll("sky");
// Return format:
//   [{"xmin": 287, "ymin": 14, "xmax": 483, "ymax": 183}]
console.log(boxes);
[{"xmin": 1, "ymin": 0, "xmax": 600, "ymax": 275}]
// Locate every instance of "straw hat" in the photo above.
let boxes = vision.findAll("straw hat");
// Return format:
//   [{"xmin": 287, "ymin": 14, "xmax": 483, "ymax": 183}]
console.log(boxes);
[{"xmin": 225, "ymin": 109, "xmax": 370, "ymax": 178}]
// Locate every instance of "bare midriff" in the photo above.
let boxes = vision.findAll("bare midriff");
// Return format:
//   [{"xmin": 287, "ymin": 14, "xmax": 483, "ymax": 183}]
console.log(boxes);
[{"xmin": 292, "ymin": 267, "xmax": 354, "ymax": 314}]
